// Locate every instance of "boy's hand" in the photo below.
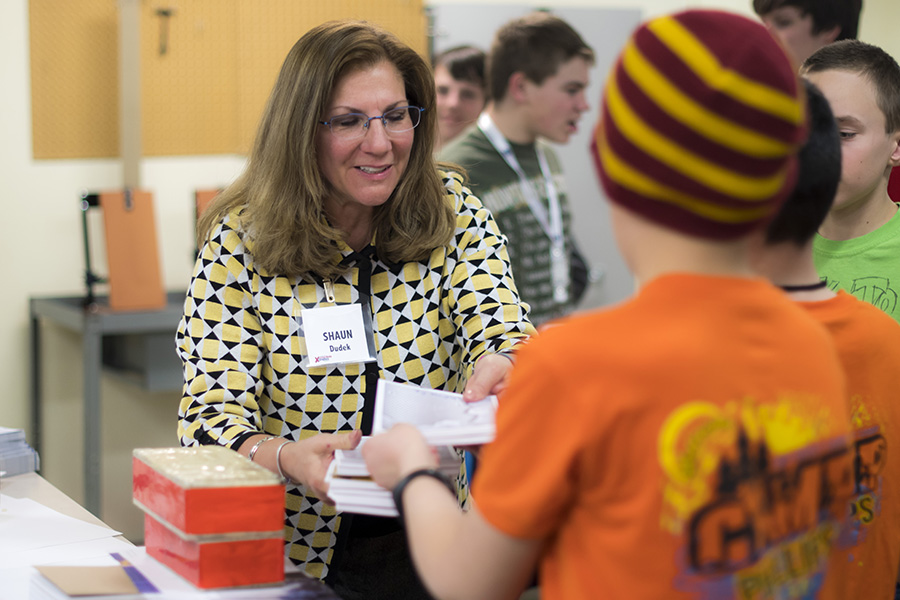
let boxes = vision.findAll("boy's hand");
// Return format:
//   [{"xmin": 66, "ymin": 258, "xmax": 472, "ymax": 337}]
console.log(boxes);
[{"xmin": 362, "ymin": 424, "xmax": 436, "ymax": 490}]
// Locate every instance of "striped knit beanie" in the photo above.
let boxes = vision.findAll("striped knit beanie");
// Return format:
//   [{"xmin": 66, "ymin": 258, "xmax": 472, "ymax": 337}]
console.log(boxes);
[{"xmin": 591, "ymin": 10, "xmax": 807, "ymax": 239}]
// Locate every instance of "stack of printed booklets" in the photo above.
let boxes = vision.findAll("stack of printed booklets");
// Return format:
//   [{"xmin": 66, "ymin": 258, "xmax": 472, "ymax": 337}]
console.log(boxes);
[
  {"xmin": 325, "ymin": 380, "xmax": 497, "ymax": 517},
  {"xmin": 0, "ymin": 426, "xmax": 40, "ymax": 477}
]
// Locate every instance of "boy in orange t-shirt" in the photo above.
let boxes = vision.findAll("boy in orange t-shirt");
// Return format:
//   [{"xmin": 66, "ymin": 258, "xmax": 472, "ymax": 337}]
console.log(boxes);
[
  {"xmin": 362, "ymin": 10, "xmax": 855, "ymax": 600},
  {"xmin": 752, "ymin": 79, "xmax": 900, "ymax": 600}
]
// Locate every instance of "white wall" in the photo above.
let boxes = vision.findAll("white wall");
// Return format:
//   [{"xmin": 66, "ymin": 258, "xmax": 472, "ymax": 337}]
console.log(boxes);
[
  {"xmin": 1, "ymin": 1, "xmax": 247, "ymax": 540},
  {"xmin": 432, "ymin": 0, "xmax": 900, "ymax": 65},
  {"xmin": 3, "ymin": 0, "xmax": 898, "ymax": 541}
]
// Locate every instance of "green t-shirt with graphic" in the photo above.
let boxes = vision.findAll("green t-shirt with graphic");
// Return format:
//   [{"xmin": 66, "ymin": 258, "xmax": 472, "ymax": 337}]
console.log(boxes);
[{"xmin": 813, "ymin": 205, "xmax": 900, "ymax": 324}]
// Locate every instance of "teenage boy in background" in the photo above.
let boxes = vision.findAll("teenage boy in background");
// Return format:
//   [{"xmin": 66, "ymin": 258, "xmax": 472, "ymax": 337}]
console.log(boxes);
[
  {"xmin": 439, "ymin": 12, "xmax": 593, "ymax": 327},
  {"xmin": 752, "ymin": 79, "xmax": 900, "ymax": 600},
  {"xmin": 752, "ymin": 0, "xmax": 900, "ymax": 202},
  {"xmin": 752, "ymin": 0, "xmax": 862, "ymax": 65},
  {"xmin": 800, "ymin": 40, "xmax": 900, "ymax": 324},
  {"xmin": 363, "ymin": 10, "xmax": 855, "ymax": 600},
  {"xmin": 433, "ymin": 45, "xmax": 487, "ymax": 152}
]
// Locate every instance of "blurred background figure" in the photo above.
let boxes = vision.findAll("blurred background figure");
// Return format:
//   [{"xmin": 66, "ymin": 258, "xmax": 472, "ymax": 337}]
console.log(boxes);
[
  {"xmin": 751, "ymin": 1, "xmax": 900, "ymax": 203},
  {"xmin": 753, "ymin": 0, "xmax": 862, "ymax": 65},
  {"xmin": 433, "ymin": 45, "xmax": 487, "ymax": 151},
  {"xmin": 439, "ymin": 12, "xmax": 594, "ymax": 327}
]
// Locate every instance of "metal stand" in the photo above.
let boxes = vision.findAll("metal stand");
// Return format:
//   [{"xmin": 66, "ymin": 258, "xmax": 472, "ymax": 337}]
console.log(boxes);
[
  {"xmin": 29, "ymin": 293, "xmax": 186, "ymax": 518},
  {"xmin": 81, "ymin": 190, "xmax": 137, "ymax": 308},
  {"xmin": 80, "ymin": 192, "xmax": 105, "ymax": 308}
]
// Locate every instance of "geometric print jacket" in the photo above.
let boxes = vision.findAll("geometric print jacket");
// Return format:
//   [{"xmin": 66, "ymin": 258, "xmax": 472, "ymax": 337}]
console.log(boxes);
[{"xmin": 176, "ymin": 171, "xmax": 535, "ymax": 579}]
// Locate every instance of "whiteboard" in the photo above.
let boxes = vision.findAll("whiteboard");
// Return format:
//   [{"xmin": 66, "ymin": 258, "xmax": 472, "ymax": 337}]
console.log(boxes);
[{"xmin": 428, "ymin": 3, "xmax": 642, "ymax": 309}]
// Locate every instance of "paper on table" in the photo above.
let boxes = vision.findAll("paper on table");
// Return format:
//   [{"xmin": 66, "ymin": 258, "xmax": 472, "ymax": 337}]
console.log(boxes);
[
  {"xmin": 0, "ymin": 494, "xmax": 121, "ymax": 553},
  {"xmin": 1, "ymin": 535, "xmax": 134, "ymax": 570}
]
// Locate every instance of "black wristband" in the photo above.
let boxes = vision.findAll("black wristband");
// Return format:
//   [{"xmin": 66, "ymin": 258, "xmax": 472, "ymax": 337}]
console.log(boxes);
[{"xmin": 392, "ymin": 468, "xmax": 456, "ymax": 524}]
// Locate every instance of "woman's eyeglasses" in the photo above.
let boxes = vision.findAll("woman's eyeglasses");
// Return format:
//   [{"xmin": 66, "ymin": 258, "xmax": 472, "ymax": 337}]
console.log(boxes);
[{"xmin": 319, "ymin": 106, "xmax": 424, "ymax": 140}]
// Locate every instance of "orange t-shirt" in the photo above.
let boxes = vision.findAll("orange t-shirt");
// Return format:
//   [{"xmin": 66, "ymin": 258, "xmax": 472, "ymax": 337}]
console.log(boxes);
[
  {"xmin": 800, "ymin": 291, "xmax": 900, "ymax": 598},
  {"xmin": 473, "ymin": 274, "xmax": 853, "ymax": 600}
]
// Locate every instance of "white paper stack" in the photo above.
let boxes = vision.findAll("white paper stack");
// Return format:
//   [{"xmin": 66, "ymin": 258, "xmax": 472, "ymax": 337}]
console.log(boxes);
[
  {"xmin": 0, "ymin": 426, "xmax": 40, "ymax": 477},
  {"xmin": 327, "ymin": 380, "xmax": 497, "ymax": 517},
  {"xmin": 326, "ymin": 440, "xmax": 462, "ymax": 518},
  {"xmin": 372, "ymin": 379, "xmax": 497, "ymax": 445}
]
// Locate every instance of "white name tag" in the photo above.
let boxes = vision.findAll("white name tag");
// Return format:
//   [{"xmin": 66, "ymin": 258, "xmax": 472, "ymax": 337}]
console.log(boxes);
[{"xmin": 302, "ymin": 304, "xmax": 375, "ymax": 367}]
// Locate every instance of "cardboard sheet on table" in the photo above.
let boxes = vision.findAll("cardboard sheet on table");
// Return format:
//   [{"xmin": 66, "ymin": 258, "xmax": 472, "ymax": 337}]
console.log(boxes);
[
  {"xmin": 35, "ymin": 565, "xmax": 138, "ymax": 596},
  {"xmin": 29, "ymin": 547, "xmax": 339, "ymax": 599},
  {"xmin": 99, "ymin": 191, "xmax": 166, "ymax": 311}
]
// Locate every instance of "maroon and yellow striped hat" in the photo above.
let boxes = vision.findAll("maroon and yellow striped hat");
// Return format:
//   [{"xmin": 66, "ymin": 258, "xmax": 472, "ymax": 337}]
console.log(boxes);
[{"xmin": 591, "ymin": 10, "xmax": 807, "ymax": 239}]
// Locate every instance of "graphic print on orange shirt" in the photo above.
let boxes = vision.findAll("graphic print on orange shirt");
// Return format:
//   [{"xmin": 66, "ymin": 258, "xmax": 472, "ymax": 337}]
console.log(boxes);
[
  {"xmin": 837, "ymin": 397, "xmax": 888, "ymax": 547},
  {"xmin": 658, "ymin": 397, "xmax": 854, "ymax": 599}
]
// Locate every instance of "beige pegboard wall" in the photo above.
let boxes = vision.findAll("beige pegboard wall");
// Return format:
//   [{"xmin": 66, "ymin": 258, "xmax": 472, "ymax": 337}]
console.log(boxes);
[
  {"xmin": 235, "ymin": 0, "xmax": 428, "ymax": 154},
  {"xmin": 30, "ymin": 0, "xmax": 120, "ymax": 159},
  {"xmin": 30, "ymin": 0, "xmax": 427, "ymax": 159},
  {"xmin": 140, "ymin": 0, "xmax": 241, "ymax": 156}
]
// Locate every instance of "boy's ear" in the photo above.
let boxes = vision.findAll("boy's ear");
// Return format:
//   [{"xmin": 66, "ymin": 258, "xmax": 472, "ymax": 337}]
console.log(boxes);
[
  {"xmin": 889, "ymin": 130, "xmax": 900, "ymax": 168},
  {"xmin": 507, "ymin": 71, "xmax": 530, "ymax": 103},
  {"xmin": 819, "ymin": 24, "xmax": 841, "ymax": 46}
]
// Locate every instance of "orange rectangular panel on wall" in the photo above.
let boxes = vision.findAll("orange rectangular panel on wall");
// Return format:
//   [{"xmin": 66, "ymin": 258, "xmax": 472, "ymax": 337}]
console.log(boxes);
[
  {"xmin": 195, "ymin": 189, "xmax": 221, "ymax": 220},
  {"xmin": 100, "ymin": 190, "xmax": 166, "ymax": 311}
]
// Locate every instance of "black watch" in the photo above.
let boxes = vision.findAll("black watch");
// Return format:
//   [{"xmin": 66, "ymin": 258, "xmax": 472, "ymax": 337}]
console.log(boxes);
[{"xmin": 392, "ymin": 468, "xmax": 456, "ymax": 523}]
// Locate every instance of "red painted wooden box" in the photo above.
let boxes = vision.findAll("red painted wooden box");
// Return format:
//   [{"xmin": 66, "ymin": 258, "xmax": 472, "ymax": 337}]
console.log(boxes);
[{"xmin": 132, "ymin": 447, "xmax": 286, "ymax": 589}]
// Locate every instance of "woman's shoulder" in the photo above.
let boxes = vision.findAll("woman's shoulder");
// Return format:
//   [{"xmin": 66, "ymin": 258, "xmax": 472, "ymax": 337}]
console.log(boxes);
[
  {"xmin": 438, "ymin": 168, "xmax": 465, "ymax": 191},
  {"xmin": 437, "ymin": 169, "xmax": 485, "ymax": 216},
  {"xmin": 204, "ymin": 208, "xmax": 255, "ymax": 257},
  {"xmin": 212, "ymin": 207, "xmax": 243, "ymax": 234},
  {"xmin": 436, "ymin": 169, "xmax": 506, "ymax": 250}
]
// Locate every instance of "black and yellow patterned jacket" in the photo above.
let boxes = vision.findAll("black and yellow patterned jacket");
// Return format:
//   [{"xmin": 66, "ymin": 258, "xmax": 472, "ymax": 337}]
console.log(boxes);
[{"xmin": 176, "ymin": 171, "xmax": 535, "ymax": 578}]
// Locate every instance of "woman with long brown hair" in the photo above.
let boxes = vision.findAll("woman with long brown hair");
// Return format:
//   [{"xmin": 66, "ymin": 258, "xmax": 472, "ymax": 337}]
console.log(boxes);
[{"xmin": 176, "ymin": 20, "xmax": 533, "ymax": 599}]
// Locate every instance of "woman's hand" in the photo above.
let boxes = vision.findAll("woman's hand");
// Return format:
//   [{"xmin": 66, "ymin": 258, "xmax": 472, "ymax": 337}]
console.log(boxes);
[
  {"xmin": 362, "ymin": 424, "xmax": 436, "ymax": 491},
  {"xmin": 463, "ymin": 353, "xmax": 514, "ymax": 403},
  {"xmin": 280, "ymin": 429, "xmax": 362, "ymax": 503}
]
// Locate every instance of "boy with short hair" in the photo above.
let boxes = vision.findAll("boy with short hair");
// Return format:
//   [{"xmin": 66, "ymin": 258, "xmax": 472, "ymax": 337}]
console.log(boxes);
[
  {"xmin": 752, "ymin": 0, "xmax": 862, "ymax": 64},
  {"xmin": 752, "ymin": 79, "xmax": 900, "ymax": 600},
  {"xmin": 800, "ymin": 40, "xmax": 900, "ymax": 324},
  {"xmin": 432, "ymin": 45, "xmax": 487, "ymax": 151},
  {"xmin": 363, "ymin": 10, "xmax": 856, "ymax": 600},
  {"xmin": 439, "ymin": 12, "xmax": 594, "ymax": 326}
]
